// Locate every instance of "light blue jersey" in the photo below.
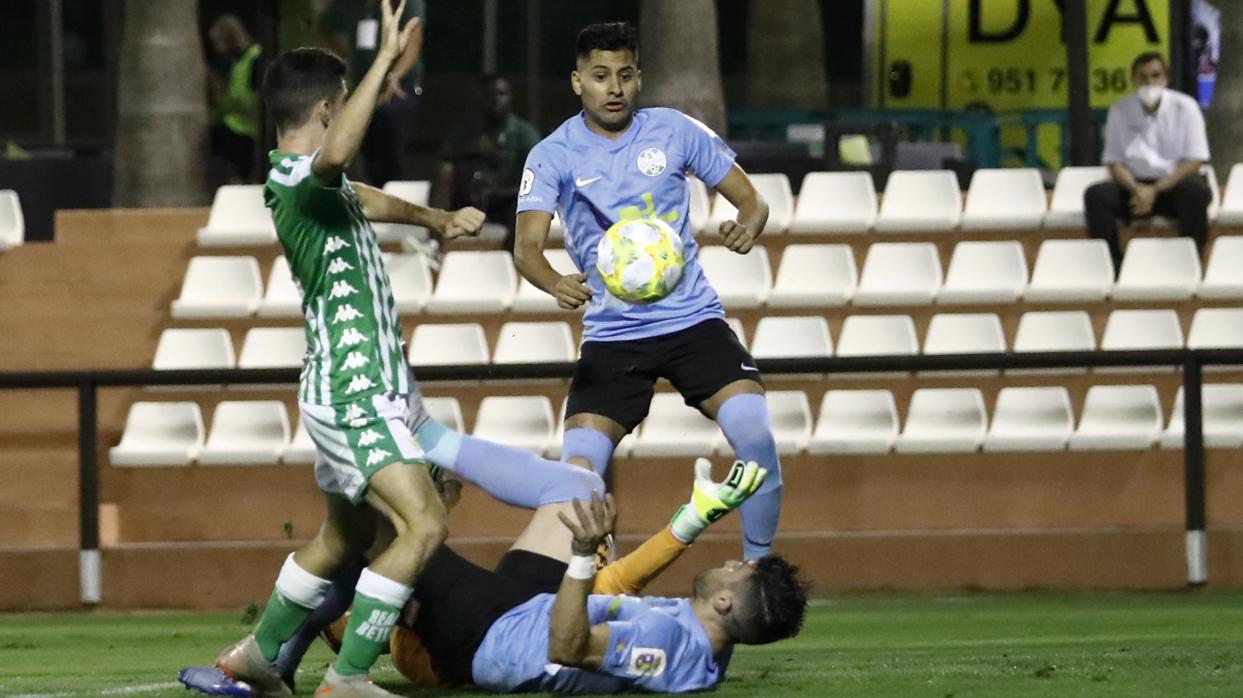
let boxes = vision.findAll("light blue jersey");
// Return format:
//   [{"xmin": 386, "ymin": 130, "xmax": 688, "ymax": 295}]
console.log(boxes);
[
  {"xmin": 517, "ymin": 108, "xmax": 736, "ymax": 342},
  {"xmin": 471, "ymin": 593, "xmax": 728, "ymax": 694}
]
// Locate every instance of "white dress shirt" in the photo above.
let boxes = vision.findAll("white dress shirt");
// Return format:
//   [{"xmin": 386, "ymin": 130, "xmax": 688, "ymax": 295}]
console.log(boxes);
[{"xmin": 1101, "ymin": 89, "xmax": 1210, "ymax": 180}]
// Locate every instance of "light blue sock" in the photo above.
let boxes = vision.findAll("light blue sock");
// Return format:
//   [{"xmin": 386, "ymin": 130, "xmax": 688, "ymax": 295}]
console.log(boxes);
[
  {"xmin": 562, "ymin": 427, "xmax": 617, "ymax": 476},
  {"xmin": 274, "ymin": 561, "xmax": 362, "ymax": 685},
  {"xmin": 715, "ymin": 393, "xmax": 783, "ymax": 560},
  {"xmin": 414, "ymin": 418, "xmax": 603, "ymax": 508}
]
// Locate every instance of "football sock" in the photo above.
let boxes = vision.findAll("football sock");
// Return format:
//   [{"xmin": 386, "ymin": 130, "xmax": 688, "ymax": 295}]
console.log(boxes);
[
  {"xmin": 715, "ymin": 393, "xmax": 784, "ymax": 561},
  {"xmin": 594, "ymin": 526, "xmax": 689, "ymax": 596},
  {"xmin": 335, "ymin": 569, "xmax": 412, "ymax": 677},
  {"xmin": 415, "ymin": 418, "xmax": 604, "ymax": 507},
  {"xmin": 274, "ymin": 561, "xmax": 362, "ymax": 682},
  {"xmin": 254, "ymin": 554, "xmax": 332, "ymax": 662},
  {"xmin": 562, "ymin": 427, "xmax": 616, "ymax": 476}
]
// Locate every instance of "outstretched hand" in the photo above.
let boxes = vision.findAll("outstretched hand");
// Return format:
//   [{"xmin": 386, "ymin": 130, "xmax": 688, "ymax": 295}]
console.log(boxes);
[
  {"xmin": 670, "ymin": 458, "xmax": 767, "ymax": 543},
  {"xmin": 377, "ymin": 0, "xmax": 420, "ymax": 64},
  {"xmin": 558, "ymin": 492, "xmax": 616, "ymax": 557}
]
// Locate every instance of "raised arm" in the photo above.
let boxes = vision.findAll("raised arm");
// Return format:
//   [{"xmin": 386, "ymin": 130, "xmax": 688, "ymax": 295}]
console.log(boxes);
[
  {"xmin": 548, "ymin": 494, "xmax": 616, "ymax": 668},
  {"xmin": 312, "ymin": 0, "xmax": 419, "ymax": 184},
  {"xmin": 353, "ymin": 182, "xmax": 484, "ymax": 241},
  {"xmin": 714, "ymin": 165, "xmax": 770, "ymax": 254},
  {"xmin": 515, "ymin": 210, "xmax": 591, "ymax": 310}
]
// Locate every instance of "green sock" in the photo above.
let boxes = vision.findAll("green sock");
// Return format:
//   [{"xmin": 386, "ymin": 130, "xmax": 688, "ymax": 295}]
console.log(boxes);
[
  {"xmin": 335, "ymin": 591, "xmax": 402, "ymax": 676},
  {"xmin": 253, "ymin": 588, "xmax": 313, "ymax": 661}
]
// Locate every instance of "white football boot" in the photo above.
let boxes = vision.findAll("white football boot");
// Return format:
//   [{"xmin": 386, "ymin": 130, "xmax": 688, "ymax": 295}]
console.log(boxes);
[{"xmin": 215, "ymin": 634, "xmax": 292, "ymax": 697}]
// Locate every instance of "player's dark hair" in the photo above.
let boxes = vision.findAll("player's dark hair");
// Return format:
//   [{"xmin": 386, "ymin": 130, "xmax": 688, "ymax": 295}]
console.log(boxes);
[
  {"xmin": 732, "ymin": 556, "xmax": 808, "ymax": 645},
  {"xmin": 1131, "ymin": 51, "xmax": 1167, "ymax": 76},
  {"xmin": 262, "ymin": 47, "xmax": 348, "ymax": 133},
  {"xmin": 575, "ymin": 22, "xmax": 638, "ymax": 60}
]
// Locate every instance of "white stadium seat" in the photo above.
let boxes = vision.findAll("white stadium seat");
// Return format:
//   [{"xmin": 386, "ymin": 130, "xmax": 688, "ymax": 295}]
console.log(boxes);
[
  {"xmin": 238, "ymin": 327, "xmax": 306, "ymax": 369},
  {"xmin": 407, "ymin": 323, "xmax": 489, "ymax": 367},
  {"xmin": 171, "ymin": 256, "xmax": 263, "ymax": 318},
  {"xmin": 493, "ymin": 321, "xmax": 576, "ymax": 364},
  {"xmin": 197, "ymin": 185, "xmax": 277, "ymax": 246},
  {"xmin": 697, "ymin": 246, "xmax": 772, "ymax": 308},
  {"xmin": 257, "ymin": 256, "xmax": 302, "ymax": 318},
  {"xmin": 709, "ymin": 173, "xmax": 793, "ymax": 234},
  {"xmin": 790, "ymin": 171, "xmax": 877, "ymax": 233},
  {"xmin": 750, "ymin": 316, "xmax": 833, "ymax": 359},
  {"xmin": 0, "ymin": 189, "xmax": 25, "ymax": 250},
  {"xmin": 1217, "ymin": 164, "xmax": 1243, "ymax": 225},
  {"xmin": 1025, "ymin": 239, "xmax": 1114, "ymax": 302},
  {"xmin": 109, "ymin": 402, "xmax": 205, "ymax": 467},
  {"xmin": 1188, "ymin": 308, "xmax": 1243, "ymax": 349},
  {"xmin": 383, "ymin": 252, "xmax": 434, "ymax": 314},
  {"xmin": 921, "ymin": 313, "xmax": 1005, "ymax": 377},
  {"xmin": 874, "ymin": 170, "xmax": 962, "ymax": 232},
  {"xmin": 688, "ymin": 176, "xmax": 711, "ymax": 236},
  {"xmin": 374, "ymin": 180, "xmax": 431, "ymax": 243},
  {"xmin": 1010, "ymin": 311, "xmax": 1096, "ymax": 375},
  {"xmin": 938, "ymin": 240, "xmax": 1028, "ymax": 304},
  {"xmin": 983, "ymin": 387, "xmax": 1074, "ymax": 452},
  {"xmin": 152, "ymin": 328, "xmax": 236, "ymax": 370},
  {"xmin": 1069, "ymin": 385, "xmax": 1162, "ymax": 450},
  {"xmin": 283, "ymin": 419, "xmax": 316, "ymax": 464},
  {"xmin": 426, "ymin": 250, "xmax": 516, "ymax": 314},
  {"xmin": 836, "ymin": 315, "xmax": 919, "ymax": 358},
  {"xmin": 853, "ymin": 242, "xmax": 942, "ymax": 306},
  {"xmin": 199, "ymin": 401, "xmax": 291, "ymax": 465},
  {"xmin": 894, "ymin": 388, "xmax": 987, "ymax": 453},
  {"xmin": 549, "ymin": 211, "xmax": 567, "ymax": 240},
  {"xmin": 472, "ymin": 396, "xmax": 555, "ymax": 454},
  {"xmin": 631, "ymin": 393, "xmax": 722, "ymax": 457},
  {"xmin": 961, "ymin": 168, "xmax": 1047, "ymax": 230},
  {"xmin": 716, "ymin": 391, "xmax": 811, "ymax": 455},
  {"xmin": 1161, "ymin": 385, "xmax": 1243, "ymax": 449},
  {"xmin": 1112, "ymin": 237, "xmax": 1201, "ymax": 301},
  {"xmin": 513, "ymin": 249, "xmax": 580, "ymax": 313},
  {"xmin": 424, "ymin": 397, "xmax": 465, "ymax": 433},
  {"xmin": 1043, "ymin": 166, "xmax": 1110, "ymax": 228},
  {"xmin": 1200, "ymin": 237, "xmax": 1243, "ymax": 299},
  {"xmin": 767, "ymin": 244, "xmax": 856, "ymax": 307},
  {"xmin": 808, "ymin": 390, "xmax": 899, "ymax": 454},
  {"xmin": 1100, "ymin": 309, "xmax": 1184, "ymax": 350}
]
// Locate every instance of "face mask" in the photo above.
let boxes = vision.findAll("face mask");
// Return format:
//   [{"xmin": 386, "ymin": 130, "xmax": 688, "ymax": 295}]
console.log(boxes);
[{"xmin": 1137, "ymin": 84, "xmax": 1164, "ymax": 108}]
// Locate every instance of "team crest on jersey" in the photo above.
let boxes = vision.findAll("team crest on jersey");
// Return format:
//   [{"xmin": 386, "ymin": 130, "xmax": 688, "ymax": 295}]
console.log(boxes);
[
  {"xmin": 636, "ymin": 148, "xmax": 666, "ymax": 177},
  {"xmin": 627, "ymin": 647, "xmax": 666, "ymax": 677}
]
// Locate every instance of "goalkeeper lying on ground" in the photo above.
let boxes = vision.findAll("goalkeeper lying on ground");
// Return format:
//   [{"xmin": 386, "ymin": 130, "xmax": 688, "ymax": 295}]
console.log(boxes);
[{"xmin": 183, "ymin": 459, "xmax": 807, "ymax": 694}]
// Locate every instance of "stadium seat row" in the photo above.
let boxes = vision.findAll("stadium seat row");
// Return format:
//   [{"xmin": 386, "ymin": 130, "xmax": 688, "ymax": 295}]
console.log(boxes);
[
  {"xmin": 151, "ymin": 307, "xmax": 1243, "ymax": 373},
  {"xmin": 169, "ymin": 236, "xmax": 1243, "ymax": 320},
  {"xmin": 0, "ymin": 189, "xmax": 23, "ymax": 251},
  {"xmin": 109, "ymin": 382, "xmax": 1243, "ymax": 466},
  {"xmin": 197, "ymin": 163, "xmax": 1243, "ymax": 244}
]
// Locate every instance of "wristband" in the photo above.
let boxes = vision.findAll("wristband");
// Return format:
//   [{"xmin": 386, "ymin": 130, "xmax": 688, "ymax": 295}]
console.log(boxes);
[{"xmin": 565, "ymin": 554, "xmax": 596, "ymax": 580}]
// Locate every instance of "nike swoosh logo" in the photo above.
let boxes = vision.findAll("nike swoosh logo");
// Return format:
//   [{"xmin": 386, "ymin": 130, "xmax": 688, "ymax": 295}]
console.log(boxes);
[
  {"xmin": 740, "ymin": 363, "xmax": 759, "ymax": 372},
  {"xmin": 575, "ymin": 176, "xmax": 602, "ymax": 187}
]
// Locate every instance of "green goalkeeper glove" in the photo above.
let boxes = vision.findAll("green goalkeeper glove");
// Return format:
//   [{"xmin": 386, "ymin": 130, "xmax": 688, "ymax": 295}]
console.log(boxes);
[{"xmin": 669, "ymin": 458, "xmax": 768, "ymax": 544}]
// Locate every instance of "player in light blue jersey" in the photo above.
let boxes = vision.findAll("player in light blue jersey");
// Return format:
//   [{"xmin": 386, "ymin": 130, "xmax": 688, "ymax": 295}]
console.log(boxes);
[{"xmin": 514, "ymin": 22, "xmax": 782, "ymax": 561}]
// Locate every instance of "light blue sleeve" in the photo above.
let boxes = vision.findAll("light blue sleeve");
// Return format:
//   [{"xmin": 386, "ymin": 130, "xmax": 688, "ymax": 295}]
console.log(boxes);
[
  {"xmin": 596, "ymin": 614, "xmax": 715, "ymax": 693},
  {"xmin": 517, "ymin": 141, "xmax": 565, "ymax": 214},
  {"xmin": 676, "ymin": 112, "xmax": 736, "ymax": 188}
]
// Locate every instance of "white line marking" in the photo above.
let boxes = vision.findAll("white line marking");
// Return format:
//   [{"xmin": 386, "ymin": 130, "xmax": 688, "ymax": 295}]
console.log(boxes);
[{"xmin": 10, "ymin": 680, "xmax": 179, "ymax": 698}]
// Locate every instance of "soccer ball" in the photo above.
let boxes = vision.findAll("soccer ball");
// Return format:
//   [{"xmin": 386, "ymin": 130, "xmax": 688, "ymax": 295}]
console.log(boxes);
[{"xmin": 595, "ymin": 217, "xmax": 685, "ymax": 303}]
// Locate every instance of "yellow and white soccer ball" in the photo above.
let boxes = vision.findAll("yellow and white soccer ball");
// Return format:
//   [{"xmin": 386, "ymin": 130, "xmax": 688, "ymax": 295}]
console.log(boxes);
[{"xmin": 595, "ymin": 217, "xmax": 686, "ymax": 303}]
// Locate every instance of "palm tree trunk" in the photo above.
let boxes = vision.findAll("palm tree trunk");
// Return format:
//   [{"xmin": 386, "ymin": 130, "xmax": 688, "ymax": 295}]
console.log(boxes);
[
  {"xmin": 747, "ymin": 0, "xmax": 827, "ymax": 109},
  {"xmin": 638, "ymin": 0, "xmax": 729, "ymax": 136},
  {"xmin": 113, "ymin": 0, "xmax": 210, "ymax": 207},
  {"xmin": 1204, "ymin": 0, "xmax": 1243, "ymax": 183}
]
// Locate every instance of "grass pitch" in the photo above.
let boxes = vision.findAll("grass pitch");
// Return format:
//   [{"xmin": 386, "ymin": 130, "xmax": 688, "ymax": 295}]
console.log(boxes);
[{"xmin": 1, "ymin": 591, "xmax": 1241, "ymax": 697}]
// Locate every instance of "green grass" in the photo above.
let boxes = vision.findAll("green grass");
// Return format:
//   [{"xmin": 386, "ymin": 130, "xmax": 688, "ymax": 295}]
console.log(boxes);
[{"xmin": 1, "ymin": 591, "xmax": 1241, "ymax": 696}]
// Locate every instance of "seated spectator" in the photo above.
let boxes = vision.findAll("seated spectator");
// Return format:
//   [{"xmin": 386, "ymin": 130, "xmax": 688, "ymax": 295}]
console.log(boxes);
[
  {"xmin": 1085, "ymin": 52, "xmax": 1212, "ymax": 271},
  {"xmin": 432, "ymin": 74, "xmax": 540, "ymax": 250},
  {"xmin": 207, "ymin": 14, "xmax": 262, "ymax": 182}
]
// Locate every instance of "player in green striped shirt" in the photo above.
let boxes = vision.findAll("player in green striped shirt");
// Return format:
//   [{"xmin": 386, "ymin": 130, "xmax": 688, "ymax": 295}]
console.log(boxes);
[{"xmin": 206, "ymin": 3, "xmax": 604, "ymax": 697}]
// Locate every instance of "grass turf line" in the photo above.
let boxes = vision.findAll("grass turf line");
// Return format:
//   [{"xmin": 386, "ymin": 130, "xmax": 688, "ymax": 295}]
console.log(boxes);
[{"xmin": 0, "ymin": 591, "xmax": 1240, "ymax": 697}]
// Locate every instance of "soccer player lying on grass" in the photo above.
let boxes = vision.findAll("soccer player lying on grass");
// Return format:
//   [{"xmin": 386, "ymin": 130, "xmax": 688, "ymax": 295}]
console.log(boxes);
[
  {"xmin": 184, "ymin": 459, "xmax": 808, "ymax": 694},
  {"xmin": 514, "ymin": 22, "xmax": 783, "ymax": 562},
  {"xmin": 202, "ymin": 3, "xmax": 613, "ymax": 695}
]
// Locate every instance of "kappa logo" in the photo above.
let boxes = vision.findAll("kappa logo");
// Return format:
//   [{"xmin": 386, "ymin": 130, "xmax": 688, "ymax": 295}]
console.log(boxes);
[
  {"xmin": 365, "ymin": 447, "xmax": 392, "ymax": 466},
  {"xmin": 626, "ymin": 647, "xmax": 667, "ymax": 677},
  {"xmin": 327, "ymin": 258, "xmax": 355, "ymax": 275},
  {"xmin": 337, "ymin": 328, "xmax": 368, "ymax": 348},
  {"xmin": 357, "ymin": 429, "xmax": 383, "ymax": 446},
  {"xmin": 332, "ymin": 304, "xmax": 363, "ymax": 324},
  {"xmin": 353, "ymin": 609, "xmax": 398, "ymax": 642},
  {"xmin": 345, "ymin": 374, "xmax": 376, "ymax": 394},
  {"xmin": 636, "ymin": 147, "xmax": 667, "ymax": 177},
  {"xmin": 329, "ymin": 280, "xmax": 359, "ymax": 299},
  {"xmin": 341, "ymin": 351, "xmax": 370, "ymax": 370},
  {"xmin": 343, "ymin": 403, "xmax": 366, "ymax": 423},
  {"xmin": 324, "ymin": 236, "xmax": 351, "ymax": 254}
]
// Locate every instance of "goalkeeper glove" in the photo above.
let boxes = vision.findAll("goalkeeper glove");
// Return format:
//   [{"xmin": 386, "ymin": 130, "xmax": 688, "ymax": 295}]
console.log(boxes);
[{"xmin": 670, "ymin": 458, "xmax": 767, "ymax": 544}]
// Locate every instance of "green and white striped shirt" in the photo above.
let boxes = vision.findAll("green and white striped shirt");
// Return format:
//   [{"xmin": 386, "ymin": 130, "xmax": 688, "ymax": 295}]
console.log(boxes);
[{"xmin": 264, "ymin": 150, "xmax": 409, "ymax": 405}]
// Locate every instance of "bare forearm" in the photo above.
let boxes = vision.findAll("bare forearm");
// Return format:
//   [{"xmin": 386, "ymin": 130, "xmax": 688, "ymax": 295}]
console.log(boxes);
[
  {"xmin": 318, "ymin": 57, "xmax": 393, "ymax": 175},
  {"xmin": 547, "ymin": 576, "xmax": 594, "ymax": 665},
  {"xmin": 1155, "ymin": 160, "xmax": 1204, "ymax": 193},
  {"xmin": 390, "ymin": 25, "xmax": 422, "ymax": 80},
  {"xmin": 736, "ymin": 195, "xmax": 770, "ymax": 238},
  {"xmin": 1109, "ymin": 163, "xmax": 1140, "ymax": 193},
  {"xmin": 355, "ymin": 183, "xmax": 449, "ymax": 229}
]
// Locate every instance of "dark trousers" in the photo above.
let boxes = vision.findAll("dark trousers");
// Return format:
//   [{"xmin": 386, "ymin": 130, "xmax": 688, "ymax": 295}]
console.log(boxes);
[
  {"xmin": 1083, "ymin": 175, "xmax": 1212, "ymax": 270},
  {"xmin": 360, "ymin": 87, "xmax": 422, "ymax": 186}
]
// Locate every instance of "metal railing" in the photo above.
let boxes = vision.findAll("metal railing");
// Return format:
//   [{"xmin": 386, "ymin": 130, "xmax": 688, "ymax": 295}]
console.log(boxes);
[{"xmin": 3, "ymin": 347, "xmax": 1240, "ymax": 604}]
